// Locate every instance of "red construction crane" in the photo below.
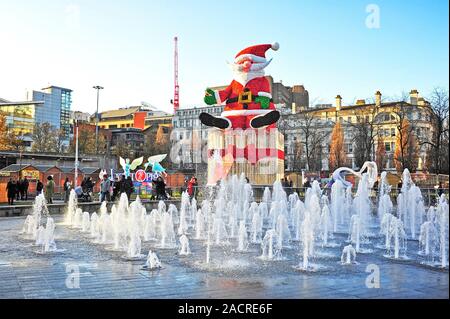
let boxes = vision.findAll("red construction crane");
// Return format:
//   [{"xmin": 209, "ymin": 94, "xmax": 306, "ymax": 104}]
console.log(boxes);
[{"xmin": 172, "ymin": 36, "xmax": 180, "ymax": 112}]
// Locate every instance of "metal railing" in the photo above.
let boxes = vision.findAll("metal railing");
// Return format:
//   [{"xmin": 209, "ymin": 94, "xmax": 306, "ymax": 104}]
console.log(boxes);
[{"xmin": 3, "ymin": 185, "xmax": 448, "ymax": 206}]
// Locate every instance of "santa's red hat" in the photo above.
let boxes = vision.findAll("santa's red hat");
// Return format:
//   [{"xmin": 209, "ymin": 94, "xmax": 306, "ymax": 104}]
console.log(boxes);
[{"xmin": 234, "ymin": 42, "xmax": 279, "ymax": 63}]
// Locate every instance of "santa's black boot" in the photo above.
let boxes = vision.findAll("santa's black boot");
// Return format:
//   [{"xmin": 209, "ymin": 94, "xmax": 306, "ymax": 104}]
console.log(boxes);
[
  {"xmin": 199, "ymin": 112, "xmax": 230, "ymax": 129},
  {"xmin": 250, "ymin": 110, "xmax": 281, "ymax": 128}
]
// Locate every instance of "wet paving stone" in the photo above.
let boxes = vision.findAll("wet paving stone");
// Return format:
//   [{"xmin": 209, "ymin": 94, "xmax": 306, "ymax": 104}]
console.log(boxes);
[{"xmin": 0, "ymin": 215, "xmax": 448, "ymax": 299}]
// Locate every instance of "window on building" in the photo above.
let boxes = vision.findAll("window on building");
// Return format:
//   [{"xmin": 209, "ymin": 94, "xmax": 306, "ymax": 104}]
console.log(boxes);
[
  {"xmin": 385, "ymin": 142, "xmax": 391, "ymax": 152},
  {"xmin": 345, "ymin": 143, "xmax": 353, "ymax": 153},
  {"xmin": 391, "ymin": 128, "xmax": 396, "ymax": 136},
  {"xmin": 391, "ymin": 142, "xmax": 395, "ymax": 151},
  {"xmin": 347, "ymin": 117, "xmax": 352, "ymax": 123}
]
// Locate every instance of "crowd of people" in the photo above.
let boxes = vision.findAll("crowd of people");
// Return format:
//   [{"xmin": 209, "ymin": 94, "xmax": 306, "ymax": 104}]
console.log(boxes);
[
  {"xmin": 3, "ymin": 172, "xmax": 447, "ymax": 206},
  {"xmin": 5, "ymin": 177, "xmax": 30, "ymax": 205},
  {"xmin": 5, "ymin": 176, "xmax": 48, "ymax": 205}
]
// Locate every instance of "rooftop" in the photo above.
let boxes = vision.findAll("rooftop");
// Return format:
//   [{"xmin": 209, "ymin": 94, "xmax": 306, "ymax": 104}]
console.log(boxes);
[
  {"xmin": 298, "ymin": 100, "xmax": 426, "ymax": 115},
  {"xmin": 42, "ymin": 85, "xmax": 73, "ymax": 92},
  {"xmin": 0, "ymin": 100, "xmax": 44, "ymax": 106},
  {"xmin": 97, "ymin": 106, "xmax": 142, "ymax": 119}
]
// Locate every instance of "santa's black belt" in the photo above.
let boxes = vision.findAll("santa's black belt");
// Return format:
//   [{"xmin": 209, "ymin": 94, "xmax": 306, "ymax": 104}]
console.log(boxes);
[{"xmin": 226, "ymin": 97, "xmax": 274, "ymax": 104}]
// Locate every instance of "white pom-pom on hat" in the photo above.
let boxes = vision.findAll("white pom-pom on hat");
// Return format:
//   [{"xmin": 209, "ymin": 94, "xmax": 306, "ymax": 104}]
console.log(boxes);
[{"xmin": 271, "ymin": 42, "xmax": 280, "ymax": 51}]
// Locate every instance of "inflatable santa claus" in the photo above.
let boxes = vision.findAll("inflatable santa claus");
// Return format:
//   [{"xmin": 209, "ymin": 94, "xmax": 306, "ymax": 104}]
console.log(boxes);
[{"xmin": 199, "ymin": 42, "xmax": 280, "ymax": 130}]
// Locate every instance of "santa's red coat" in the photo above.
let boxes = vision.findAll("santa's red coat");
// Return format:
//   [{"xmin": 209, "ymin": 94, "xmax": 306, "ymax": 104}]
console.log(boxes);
[{"xmin": 215, "ymin": 77, "xmax": 276, "ymax": 129}]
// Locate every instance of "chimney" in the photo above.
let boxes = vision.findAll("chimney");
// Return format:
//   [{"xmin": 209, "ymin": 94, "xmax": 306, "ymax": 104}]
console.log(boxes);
[
  {"xmin": 292, "ymin": 102, "xmax": 297, "ymax": 114},
  {"xmin": 356, "ymin": 99, "xmax": 366, "ymax": 105},
  {"xmin": 375, "ymin": 91, "xmax": 382, "ymax": 107},
  {"xmin": 335, "ymin": 95, "xmax": 342, "ymax": 111},
  {"xmin": 410, "ymin": 89, "xmax": 419, "ymax": 105}
]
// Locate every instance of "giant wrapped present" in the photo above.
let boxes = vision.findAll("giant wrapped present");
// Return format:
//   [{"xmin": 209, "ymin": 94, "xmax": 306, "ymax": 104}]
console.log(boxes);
[{"xmin": 207, "ymin": 128, "xmax": 284, "ymax": 185}]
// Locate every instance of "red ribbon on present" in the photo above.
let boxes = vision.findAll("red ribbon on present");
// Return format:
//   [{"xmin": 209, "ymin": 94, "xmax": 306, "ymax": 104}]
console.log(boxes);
[{"xmin": 208, "ymin": 146, "xmax": 284, "ymax": 164}]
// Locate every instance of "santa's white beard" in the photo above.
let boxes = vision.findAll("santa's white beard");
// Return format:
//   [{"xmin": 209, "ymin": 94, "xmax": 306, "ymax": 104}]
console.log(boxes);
[
  {"xmin": 232, "ymin": 69, "xmax": 265, "ymax": 86},
  {"xmin": 228, "ymin": 60, "xmax": 270, "ymax": 86}
]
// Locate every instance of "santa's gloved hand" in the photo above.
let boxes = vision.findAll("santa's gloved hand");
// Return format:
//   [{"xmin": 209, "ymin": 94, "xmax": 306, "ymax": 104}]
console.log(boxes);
[
  {"xmin": 204, "ymin": 88, "xmax": 217, "ymax": 105},
  {"xmin": 255, "ymin": 95, "xmax": 270, "ymax": 109}
]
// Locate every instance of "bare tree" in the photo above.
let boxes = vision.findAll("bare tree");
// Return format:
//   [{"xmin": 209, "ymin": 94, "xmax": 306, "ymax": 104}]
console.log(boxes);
[
  {"xmin": 31, "ymin": 122, "xmax": 58, "ymax": 153},
  {"xmin": 348, "ymin": 105, "xmax": 380, "ymax": 169},
  {"xmin": 419, "ymin": 87, "xmax": 449, "ymax": 174},
  {"xmin": 69, "ymin": 129, "xmax": 107, "ymax": 155},
  {"xmin": 279, "ymin": 110, "xmax": 330, "ymax": 172},
  {"xmin": 54, "ymin": 128, "xmax": 68, "ymax": 154},
  {"xmin": 111, "ymin": 136, "xmax": 134, "ymax": 159},
  {"xmin": 392, "ymin": 100, "xmax": 419, "ymax": 172}
]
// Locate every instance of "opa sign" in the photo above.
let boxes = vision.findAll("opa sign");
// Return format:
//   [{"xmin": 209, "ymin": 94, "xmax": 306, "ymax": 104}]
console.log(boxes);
[{"xmin": 134, "ymin": 169, "xmax": 147, "ymax": 183}]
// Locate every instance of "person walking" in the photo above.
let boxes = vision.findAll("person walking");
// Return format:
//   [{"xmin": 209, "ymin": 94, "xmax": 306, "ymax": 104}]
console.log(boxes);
[
  {"xmin": 63, "ymin": 177, "xmax": 71, "ymax": 203},
  {"xmin": 45, "ymin": 175, "xmax": 55, "ymax": 204},
  {"xmin": 36, "ymin": 179, "xmax": 44, "ymax": 196},
  {"xmin": 100, "ymin": 174, "xmax": 111, "ymax": 202},
  {"xmin": 6, "ymin": 178, "xmax": 16, "ymax": 205},
  {"xmin": 22, "ymin": 177, "xmax": 29, "ymax": 200}
]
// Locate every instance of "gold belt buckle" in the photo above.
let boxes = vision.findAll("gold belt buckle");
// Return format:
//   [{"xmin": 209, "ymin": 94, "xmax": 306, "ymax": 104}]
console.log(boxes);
[{"xmin": 238, "ymin": 91, "xmax": 252, "ymax": 104}]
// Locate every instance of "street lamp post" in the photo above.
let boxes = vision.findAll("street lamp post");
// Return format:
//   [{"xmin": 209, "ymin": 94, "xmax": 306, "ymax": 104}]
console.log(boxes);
[
  {"xmin": 74, "ymin": 119, "xmax": 79, "ymax": 187},
  {"xmin": 93, "ymin": 85, "xmax": 104, "ymax": 153}
]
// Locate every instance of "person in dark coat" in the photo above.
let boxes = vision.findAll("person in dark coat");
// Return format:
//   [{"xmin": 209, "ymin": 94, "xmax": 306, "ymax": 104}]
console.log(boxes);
[
  {"xmin": 22, "ymin": 177, "xmax": 29, "ymax": 200},
  {"xmin": 36, "ymin": 179, "xmax": 44, "ymax": 195},
  {"xmin": 155, "ymin": 176, "xmax": 167, "ymax": 200},
  {"xmin": 16, "ymin": 179, "xmax": 22, "ymax": 200},
  {"xmin": 119, "ymin": 175, "xmax": 126, "ymax": 195},
  {"xmin": 6, "ymin": 179, "xmax": 16, "ymax": 205},
  {"xmin": 303, "ymin": 178, "xmax": 311, "ymax": 189},
  {"xmin": 397, "ymin": 180, "xmax": 403, "ymax": 193},
  {"xmin": 85, "ymin": 177, "xmax": 94, "ymax": 192},
  {"xmin": 111, "ymin": 177, "xmax": 120, "ymax": 202},
  {"xmin": 123, "ymin": 176, "xmax": 134, "ymax": 201}
]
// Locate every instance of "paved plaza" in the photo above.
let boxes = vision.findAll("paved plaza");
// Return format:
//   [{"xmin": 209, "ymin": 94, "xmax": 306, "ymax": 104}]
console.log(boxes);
[{"xmin": 0, "ymin": 215, "xmax": 448, "ymax": 299}]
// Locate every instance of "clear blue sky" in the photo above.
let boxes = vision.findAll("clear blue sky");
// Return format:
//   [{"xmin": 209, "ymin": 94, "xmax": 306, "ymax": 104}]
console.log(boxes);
[{"xmin": 0, "ymin": 0, "xmax": 448, "ymax": 114}]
